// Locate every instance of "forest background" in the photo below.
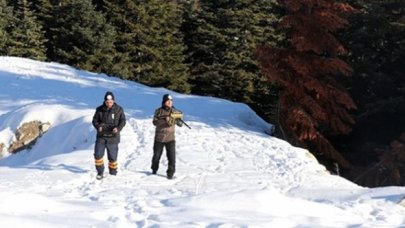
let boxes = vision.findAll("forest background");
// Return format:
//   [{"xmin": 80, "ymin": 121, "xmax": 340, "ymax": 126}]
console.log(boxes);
[{"xmin": 0, "ymin": 0, "xmax": 404, "ymax": 187}]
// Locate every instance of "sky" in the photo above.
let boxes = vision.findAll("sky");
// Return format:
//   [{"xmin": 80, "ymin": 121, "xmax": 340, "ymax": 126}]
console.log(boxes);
[{"xmin": 0, "ymin": 56, "xmax": 404, "ymax": 227}]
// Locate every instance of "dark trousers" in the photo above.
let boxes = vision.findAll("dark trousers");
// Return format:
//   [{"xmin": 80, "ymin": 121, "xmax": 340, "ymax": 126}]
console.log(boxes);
[
  {"xmin": 151, "ymin": 141, "xmax": 176, "ymax": 175},
  {"xmin": 94, "ymin": 138, "xmax": 119, "ymax": 175}
]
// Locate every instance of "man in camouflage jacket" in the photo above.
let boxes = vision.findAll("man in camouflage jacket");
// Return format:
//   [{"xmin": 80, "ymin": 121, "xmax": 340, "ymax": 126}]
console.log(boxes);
[{"xmin": 152, "ymin": 94, "xmax": 183, "ymax": 179}]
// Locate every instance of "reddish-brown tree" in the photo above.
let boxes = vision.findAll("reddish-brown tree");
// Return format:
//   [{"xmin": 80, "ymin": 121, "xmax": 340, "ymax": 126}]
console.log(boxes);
[
  {"xmin": 350, "ymin": 133, "xmax": 405, "ymax": 187},
  {"xmin": 256, "ymin": 0, "xmax": 357, "ymax": 169},
  {"xmin": 374, "ymin": 133, "xmax": 405, "ymax": 186}
]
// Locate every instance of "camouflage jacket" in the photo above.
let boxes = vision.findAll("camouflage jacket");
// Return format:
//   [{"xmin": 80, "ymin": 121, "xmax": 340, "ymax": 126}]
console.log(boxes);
[{"xmin": 152, "ymin": 106, "xmax": 182, "ymax": 142}]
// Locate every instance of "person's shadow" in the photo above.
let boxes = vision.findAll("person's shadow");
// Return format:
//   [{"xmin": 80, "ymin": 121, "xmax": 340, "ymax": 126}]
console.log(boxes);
[{"xmin": 138, "ymin": 170, "xmax": 168, "ymax": 178}]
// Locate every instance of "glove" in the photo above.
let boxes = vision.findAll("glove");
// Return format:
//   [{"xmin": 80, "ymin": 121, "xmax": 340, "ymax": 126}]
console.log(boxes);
[{"xmin": 175, "ymin": 119, "xmax": 183, "ymax": 127}]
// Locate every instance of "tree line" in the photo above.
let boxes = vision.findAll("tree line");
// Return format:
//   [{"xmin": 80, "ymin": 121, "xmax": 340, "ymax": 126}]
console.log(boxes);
[{"xmin": 0, "ymin": 0, "xmax": 404, "ymax": 187}]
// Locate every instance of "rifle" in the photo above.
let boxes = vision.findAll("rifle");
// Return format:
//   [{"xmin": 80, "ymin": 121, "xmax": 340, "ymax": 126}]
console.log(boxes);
[
  {"xmin": 171, "ymin": 108, "xmax": 191, "ymax": 129},
  {"xmin": 177, "ymin": 118, "xmax": 191, "ymax": 129}
]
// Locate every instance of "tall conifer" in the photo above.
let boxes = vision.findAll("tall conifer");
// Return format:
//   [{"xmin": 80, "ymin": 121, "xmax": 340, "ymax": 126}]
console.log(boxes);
[
  {"xmin": 183, "ymin": 0, "xmax": 281, "ymax": 104},
  {"xmin": 7, "ymin": 0, "xmax": 46, "ymax": 60},
  {"xmin": 29, "ymin": 0, "xmax": 57, "ymax": 60},
  {"xmin": 339, "ymin": 0, "xmax": 405, "ymax": 186},
  {"xmin": 97, "ymin": 0, "xmax": 135, "ymax": 79},
  {"xmin": 257, "ymin": 0, "xmax": 357, "ymax": 169},
  {"xmin": 0, "ymin": 0, "xmax": 12, "ymax": 55},
  {"xmin": 102, "ymin": 0, "xmax": 190, "ymax": 92},
  {"xmin": 51, "ymin": 0, "xmax": 116, "ymax": 74},
  {"xmin": 132, "ymin": 0, "xmax": 189, "ymax": 92}
]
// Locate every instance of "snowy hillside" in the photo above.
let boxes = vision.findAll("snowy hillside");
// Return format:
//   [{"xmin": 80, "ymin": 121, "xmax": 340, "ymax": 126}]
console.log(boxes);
[{"xmin": 0, "ymin": 57, "xmax": 404, "ymax": 227}]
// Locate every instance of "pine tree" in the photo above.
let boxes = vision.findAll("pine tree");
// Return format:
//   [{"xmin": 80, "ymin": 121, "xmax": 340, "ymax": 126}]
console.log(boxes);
[
  {"xmin": 29, "ymin": 0, "xmax": 58, "ymax": 60},
  {"xmin": 0, "ymin": 0, "xmax": 12, "ymax": 55},
  {"xmin": 341, "ymin": 0, "xmax": 405, "ymax": 147},
  {"xmin": 102, "ymin": 0, "xmax": 190, "ymax": 93},
  {"xmin": 338, "ymin": 0, "xmax": 405, "ymax": 186},
  {"xmin": 256, "ymin": 0, "xmax": 357, "ymax": 169},
  {"xmin": 183, "ymin": 0, "xmax": 281, "ymax": 104},
  {"xmin": 133, "ymin": 0, "xmax": 189, "ymax": 92},
  {"xmin": 6, "ymin": 0, "xmax": 47, "ymax": 60},
  {"xmin": 95, "ymin": 0, "xmax": 135, "ymax": 79},
  {"xmin": 51, "ymin": 0, "xmax": 116, "ymax": 74}
]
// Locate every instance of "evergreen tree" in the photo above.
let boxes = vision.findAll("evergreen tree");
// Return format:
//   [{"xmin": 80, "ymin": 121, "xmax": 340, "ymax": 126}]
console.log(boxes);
[
  {"xmin": 183, "ymin": 0, "xmax": 281, "ymax": 104},
  {"xmin": 102, "ymin": 0, "xmax": 190, "ymax": 92},
  {"xmin": 29, "ymin": 0, "xmax": 58, "ymax": 60},
  {"xmin": 338, "ymin": 0, "xmax": 405, "ymax": 186},
  {"xmin": 341, "ymin": 0, "xmax": 405, "ymax": 148},
  {"xmin": 99, "ymin": 0, "xmax": 136, "ymax": 79},
  {"xmin": 257, "ymin": 0, "xmax": 357, "ymax": 169},
  {"xmin": 51, "ymin": 0, "xmax": 116, "ymax": 74},
  {"xmin": 0, "ymin": 0, "xmax": 12, "ymax": 55},
  {"xmin": 133, "ymin": 0, "xmax": 189, "ymax": 92},
  {"xmin": 6, "ymin": 0, "xmax": 47, "ymax": 60}
]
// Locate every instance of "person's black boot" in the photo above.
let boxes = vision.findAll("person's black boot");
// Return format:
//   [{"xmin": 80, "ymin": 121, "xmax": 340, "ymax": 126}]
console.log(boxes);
[{"xmin": 167, "ymin": 173, "xmax": 174, "ymax": 179}]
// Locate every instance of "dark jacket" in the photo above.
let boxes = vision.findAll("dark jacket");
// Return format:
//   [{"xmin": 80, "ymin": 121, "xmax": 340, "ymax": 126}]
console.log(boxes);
[
  {"xmin": 92, "ymin": 103, "xmax": 126, "ymax": 144},
  {"xmin": 153, "ymin": 106, "xmax": 177, "ymax": 143}
]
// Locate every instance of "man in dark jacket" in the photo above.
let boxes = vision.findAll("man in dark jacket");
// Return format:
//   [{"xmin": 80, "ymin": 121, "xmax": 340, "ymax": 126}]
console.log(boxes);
[
  {"xmin": 152, "ymin": 94, "xmax": 183, "ymax": 179},
  {"xmin": 92, "ymin": 91, "xmax": 126, "ymax": 180}
]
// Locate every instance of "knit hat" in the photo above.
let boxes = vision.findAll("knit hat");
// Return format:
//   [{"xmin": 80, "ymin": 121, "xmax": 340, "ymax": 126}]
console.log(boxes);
[
  {"xmin": 104, "ymin": 91, "xmax": 115, "ymax": 101},
  {"xmin": 162, "ymin": 94, "xmax": 172, "ymax": 103}
]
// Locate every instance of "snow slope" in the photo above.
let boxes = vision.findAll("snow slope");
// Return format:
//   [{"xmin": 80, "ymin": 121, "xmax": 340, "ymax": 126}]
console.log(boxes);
[{"xmin": 0, "ymin": 57, "xmax": 404, "ymax": 227}]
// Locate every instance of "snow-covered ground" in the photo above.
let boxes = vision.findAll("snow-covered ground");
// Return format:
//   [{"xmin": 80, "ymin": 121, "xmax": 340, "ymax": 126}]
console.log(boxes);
[{"xmin": 0, "ymin": 57, "xmax": 404, "ymax": 227}]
